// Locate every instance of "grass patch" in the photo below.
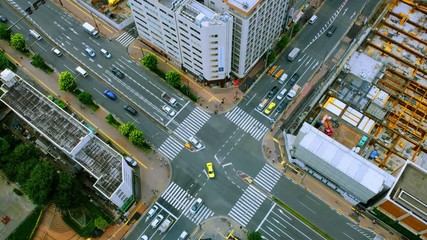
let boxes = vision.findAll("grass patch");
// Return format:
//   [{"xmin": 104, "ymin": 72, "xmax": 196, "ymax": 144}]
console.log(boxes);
[
  {"xmin": 62, "ymin": 199, "xmax": 112, "ymax": 238},
  {"xmin": 371, "ymin": 208, "xmax": 421, "ymax": 240},
  {"xmin": 106, "ymin": 114, "xmax": 121, "ymax": 128},
  {"xmin": 272, "ymin": 197, "xmax": 333, "ymax": 240},
  {"xmin": 6, "ymin": 206, "xmax": 43, "ymax": 240}
]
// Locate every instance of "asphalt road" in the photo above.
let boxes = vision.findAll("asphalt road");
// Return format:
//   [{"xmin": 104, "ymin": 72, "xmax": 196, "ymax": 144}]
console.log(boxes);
[{"xmin": 3, "ymin": 0, "xmax": 379, "ymax": 239}]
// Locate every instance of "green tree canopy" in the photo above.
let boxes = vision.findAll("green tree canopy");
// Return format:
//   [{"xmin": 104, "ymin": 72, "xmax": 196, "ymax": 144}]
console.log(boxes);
[
  {"xmin": 165, "ymin": 71, "xmax": 181, "ymax": 88},
  {"xmin": 0, "ymin": 52, "xmax": 16, "ymax": 71},
  {"xmin": 10, "ymin": 33, "xmax": 26, "ymax": 50},
  {"xmin": 16, "ymin": 158, "xmax": 39, "ymax": 185},
  {"xmin": 0, "ymin": 24, "xmax": 12, "ymax": 40},
  {"xmin": 24, "ymin": 162, "xmax": 56, "ymax": 205},
  {"xmin": 78, "ymin": 91, "xmax": 93, "ymax": 105},
  {"xmin": 266, "ymin": 49, "xmax": 276, "ymax": 65},
  {"xmin": 31, "ymin": 54, "xmax": 47, "ymax": 69},
  {"xmin": 277, "ymin": 35, "xmax": 290, "ymax": 51},
  {"xmin": 11, "ymin": 143, "xmax": 40, "ymax": 162},
  {"xmin": 94, "ymin": 216, "xmax": 109, "ymax": 230},
  {"xmin": 247, "ymin": 231, "xmax": 262, "ymax": 240},
  {"xmin": 129, "ymin": 130, "xmax": 145, "ymax": 148},
  {"xmin": 141, "ymin": 54, "xmax": 158, "ymax": 71},
  {"xmin": 53, "ymin": 172, "xmax": 79, "ymax": 210},
  {"xmin": 119, "ymin": 122, "xmax": 136, "ymax": 138},
  {"xmin": 58, "ymin": 71, "xmax": 77, "ymax": 92},
  {"xmin": 0, "ymin": 137, "xmax": 10, "ymax": 156}
]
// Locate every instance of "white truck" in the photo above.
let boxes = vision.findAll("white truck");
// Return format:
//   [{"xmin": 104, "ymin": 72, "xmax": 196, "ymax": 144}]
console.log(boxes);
[
  {"xmin": 286, "ymin": 84, "xmax": 301, "ymax": 100},
  {"xmin": 158, "ymin": 216, "xmax": 174, "ymax": 233},
  {"xmin": 82, "ymin": 22, "xmax": 99, "ymax": 38},
  {"xmin": 161, "ymin": 92, "xmax": 177, "ymax": 107},
  {"xmin": 287, "ymin": 47, "xmax": 300, "ymax": 61}
]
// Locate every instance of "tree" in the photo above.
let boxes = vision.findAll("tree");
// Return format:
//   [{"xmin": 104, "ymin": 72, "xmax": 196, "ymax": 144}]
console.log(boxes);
[
  {"xmin": 141, "ymin": 54, "xmax": 158, "ymax": 71},
  {"xmin": 247, "ymin": 231, "xmax": 262, "ymax": 240},
  {"xmin": 0, "ymin": 24, "xmax": 11, "ymax": 40},
  {"xmin": 23, "ymin": 162, "xmax": 55, "ymax": 205},
  {"xmin": 277, "ymin": 35, "xmax": 290, "ymax": 51},
  {"xmin": 15, "ymin": 158, "xmax": 39, "ymax": 185},
  {"xmin": 94, "ymin": 216, "xmax": 109, "ymax": 230},
  {"xmin": 54, "ymin": 172, "xmax": 79, "ymax": 210},
  {"xmin": 11, "ymin": 143, "xmax": 40, "ymax": 162},
  {"xmin": 119, "ymin": 122, "xmax": 136, "ymax": 138},
  {"xmin": 266, "ymin": 49, "xmax": 276, "ymax": 65},
  {"xmin": 292, "ymin": 22, "xmax": 301, "ymax": 35},
  {"xmin": 0, "ymin": 52, "xmax": 16, "ymax": 71},
  {"xmin": 0, "ymin": 137, "xmax": 10, "ymax": 156},
  {"xmin": 10, "ymin": 33, "xmax": 26, "ymax": 51},
  {"xmin": 58, "ymin": 71, "xmax": 77, "ymax": 92},
  {"xmin": 165, "ymin": 71, "xmax": 181, "ymax": 88},
  {"xmin": 129, "ymin": 130, "xmax": 145, "ymax": 148},
  {"xmin": 31, "ymin": 54, "xmax": 46, "ymax": 69},
  {"xmin": 78, "ymin": 92, "xmax": 93, "ymax": 105}
]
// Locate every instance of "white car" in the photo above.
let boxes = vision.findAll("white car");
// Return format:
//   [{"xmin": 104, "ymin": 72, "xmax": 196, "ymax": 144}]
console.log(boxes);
[
  {"xmin": 162, "ymin": 105, "xmax": 176, "ymax": 117},
  {"xmin": 189, "ymin": 198, "xmax": 203, "ymax": 215},
  {"xmin": 140, "ymin": 235, "xmax": 148, "ymax": 240},
  {"xmin": 51, "ymin": 47, "xmax": 62, "ymax": 57},
  {"xmin": 146, "ymin": 205, "xmax": 159, "ymax": 220},
  {"xmin": 124, "ymin": 156, "xmax": 137, "ymax": 167},
  {"xmin": 85, "ymin": 47, "xmax": 96, "ymax": 57},
  {"xmin": 189, "ymin": 136, "xmax": 203, "ymax": 149},
  {"xmin": 150, "ymin": 214, "xmax": 164, "ymax": 229},
  {"xmin": 101, "ymin": 48, "xmax": 112, "ymax": 58}
]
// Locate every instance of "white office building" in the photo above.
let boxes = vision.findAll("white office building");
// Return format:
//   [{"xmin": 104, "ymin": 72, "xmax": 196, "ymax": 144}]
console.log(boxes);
[
  {"xmin": 131, "ymin": 0, "xmax": 289, "ymax": 81},
  {"xmin": 131, "ymin": 0, "xmax": 233, "ymax": 81}
]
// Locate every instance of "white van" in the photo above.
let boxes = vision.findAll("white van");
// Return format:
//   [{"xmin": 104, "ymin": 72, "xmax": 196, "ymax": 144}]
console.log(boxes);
[
  {"xmin": 276, "ymin": 88, "xmax": 287, "ymax": 100},
  {"xmin": 75, "ymin": 66, "xmax": 88, "ymax": 77},
  {"xmin": 309, "ymin": 15, "xmax": 318, "ymax": 24},
  {"xmin": 287, "ymin": 47, "xmax": 300, "ymax": 61},
  {"xmin": 29, "ymin": 29, "xmax": 42, "ymax": 41},
  {"xmin": 278, "ymin": 73, "xmax": 288, "ymax": 84}
]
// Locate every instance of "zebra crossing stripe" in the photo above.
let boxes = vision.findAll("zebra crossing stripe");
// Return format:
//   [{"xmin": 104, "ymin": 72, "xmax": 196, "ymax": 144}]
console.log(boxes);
[
  {"xmin": 228, "ymin": 185, "xmax": 267, "ymax": 227},
  {"xmin": 157, "ymin": 137, "xmax": 182, "ymax": 161},
  {"xmin": 115, "ymin": 32, "xmax": 135, "ymax": 47},
  {"xmin": 173, "ymin": 107, "xmax": 210, "ymax": 141},
  {"xmin": 161, "ymin": 182, "xmax": 174, "ymax": 198},
  {"xmin": 254, "ymin": 164, "xmax": 281, "ymax": 192},
  {"xmin": 163, "ymin": 183, "xmax": 180, "ymax": 202},
  {"xmin": 225, "ymin": 107, "xmax": 268, "ymax": 141}
]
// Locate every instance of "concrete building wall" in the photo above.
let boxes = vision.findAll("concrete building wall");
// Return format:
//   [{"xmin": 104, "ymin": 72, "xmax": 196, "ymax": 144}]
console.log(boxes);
[{"xmin": 110, "ymin": 161, "xmax": 134, "ymax": 208}]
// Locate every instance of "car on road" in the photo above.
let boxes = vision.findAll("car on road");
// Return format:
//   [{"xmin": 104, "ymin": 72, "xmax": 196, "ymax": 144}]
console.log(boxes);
[
  {"xmin": 85, "ymin": 47, "xmax": 96, "ymax": 57},
  {"xmin": 189, "ymin": 136, "xmax": 203, "ymax": 149},
  {"xmin": 140, "ymin": 235, "xmax": 148, "ymax": 240},
  {"xmin": 150, "ymin": 214, "xmax": 164, "ymax": 229},
  {"xmin": 276, "ymin": 100, "xmax": 289, "ymax": 113},
  {"xmin": 178, "ymin": 231, "xmax": 189, "ymax": 240},
  {"xmin": 103, "ymin": 89, "xmax": 116, "ymax": 100},
  {"xmin": 267, "ymin": 86, "xmax": 279, "ymax": 98},
  {"xmin": 206, "ymin": 162, "xmax": 215, "ymax": 179},
  {"xmin": 264, "ymin": 102, "xmax": 276, "ymax": 115},
  {"xmin": 112, "ymin": 67, "xmax": 124, "ymax": 79},
  {"xmin": 289, "ymin": 73, "xmax": 299, "ymax": 85},
  {"xmin": 51, "ymin": 47, "xmax": 62, "ymax": 57},
  {"xmin": 124, "ymin": 105, "xmax": 137, "ymax": 115},
  {"xmin": 101, "ymin": 48, "xmax": 112, "ymax": 58},
  {"xmin": 146, "ymin": 205, "xmax": 159, "ymax": 220},
  {"xmin": 124, "ymin": 156, "xmax": 137, "ymax": 167},
  {"xmin": 162, "ymin": 105, "xmax": 176, "ymax": 117},
  {"xmin": 327, "ymin": 25, "xmax": 337, "ymax": 37},
  {"xmin": 190, "ymin": 198, "xmax": 203, "ymax": 215},
  {"xmin": 0, "ymin": 15, "xmax": 7, "ymax": 23}
]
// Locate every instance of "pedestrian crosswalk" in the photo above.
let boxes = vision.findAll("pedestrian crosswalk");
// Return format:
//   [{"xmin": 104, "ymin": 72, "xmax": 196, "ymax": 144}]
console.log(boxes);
[
  {"xmin": 225, "ymin": 107, "xmax": 268, "ymax": 141},
  {"xmin": 228, "ymin": 185, "xmax": 266, "ymax": 227},
  {"xmin": 174, "ymin": 107, "xmax": 210, "ymax": 141},
  {"xmin": 161, "ymin": 182, "xmax": 214, "ymax": 225},
  {"xmin": 254, "ymin": 164, "xmax": 281, "ymax": 192},
  {"xmin": 116, "ymin": 32, "xmax": 135, "ymax": 47},
  {"xmin": 157, "ymin": 136, "xmax": 182, "ymax": 161}
]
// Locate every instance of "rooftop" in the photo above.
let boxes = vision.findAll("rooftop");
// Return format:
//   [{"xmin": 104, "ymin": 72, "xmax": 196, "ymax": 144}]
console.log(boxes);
[
  {"xmin": 224, "ymin": 0, "xmax": 262, "ymax": 16},
  {"xmin": 179, "ymin": 0, "xmax": 232, "ymax": 27},
  {"xmin": 0, "ymin": 72, "xmax": 124, "ymax": 197}
]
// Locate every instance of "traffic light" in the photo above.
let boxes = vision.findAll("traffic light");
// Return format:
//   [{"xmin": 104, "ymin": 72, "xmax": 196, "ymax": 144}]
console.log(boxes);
[{"xmin": 25, "ymin": 7, "xmax": 33, "ymax": 15}]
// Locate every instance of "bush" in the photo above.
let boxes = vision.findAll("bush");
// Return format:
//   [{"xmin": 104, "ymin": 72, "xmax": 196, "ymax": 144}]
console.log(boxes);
[
  {"xmin": 78, "ymin": 92, "xmax": 93, "ymax": 105},
  {"xmin": 7, "ymin": 206, "xmax": 43, "ymax": 240},
  {"xmin": 106, "ymin": 114, "xmax": 121, "ymax": 128}
]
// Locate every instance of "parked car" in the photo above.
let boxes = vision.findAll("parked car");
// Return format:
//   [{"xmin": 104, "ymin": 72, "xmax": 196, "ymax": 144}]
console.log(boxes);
[
  {"xmin": 103, "ymin": 89, "xmax": 116, "ymax": 100},
  {"xmin": 85, "ymin": 47, "xmax": 96, "ymax": 57},
  {"xmin": 150, "ymin": 214, "xmax": 164, "ymax": 229},
  {"xmin": 112, "ymin": 67, "xmax": 124, "ymax": 79},
  {"xmin": 101, "ymin": 48, "xmax": 112, "ymax": 58},
  {"xmin": 146, "ymin": 205, "xmax": 159, "ymax": 221},
  {"xmin": 267, "ymin": 86, "xmax": 279, "ymax": 98},
  {"xmin": 124, "ymin": 105, "xmax": 137, "ymax": 115},
  {"xmin": 140, "ymin": 235, "xmax": 148, "ymax": 240},
  {"xmin": 162, "ymin": 105, "xmax": 176, "ymax": 117},
  {"xmin": 206, "ymin": 162, "xmax": 215, "ymax": 179},
  {"xmin": 276, "ymin": 100, "xmax": 289, "ymax": 113},
  {"xmin": 289, "ymin": 73, "xmax": 299, "ymax": 85},
  {"xmin": 124, "ymin": 156, "xmax": 137, "ymax": 167},
  {"xmin": 189, "ymin": 198, "xmax": 203, "ymax": 215}
]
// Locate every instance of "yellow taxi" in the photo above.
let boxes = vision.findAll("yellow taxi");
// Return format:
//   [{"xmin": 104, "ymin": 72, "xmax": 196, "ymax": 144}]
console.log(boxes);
[
  {"xmin": 206, "ymin": 162, "xmax": 215, "ymax": 179},
  {"xmin": 264, "ymin": 102, "xmax": 276, "ymax": 115}
]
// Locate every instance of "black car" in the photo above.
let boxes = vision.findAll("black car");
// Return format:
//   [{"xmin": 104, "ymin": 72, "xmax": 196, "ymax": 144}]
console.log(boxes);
[
  {"xmin": 0, "ymin": 15, "xmax": 7, "ymax": 23},
  {"xmin": 267, "ymin": 86, "xmax": 279, "ymax": 98},
  {"xmin": 289, "ymin": 73, "xmax": 299, "ymax": 85},
  {"xmin": 276, "ymin": 100, "xmax": 289, "ymax": 113},
  {"xmin": 327, "ymin": 25, "xmax": 337, "ymax": 37},
  {"xmin": 112, "ymin": 67, "xmax": 124, "ymax": 79},
  {"xmin": 124, "ymin": 105, "xmax": 137, "ymax": 115}
]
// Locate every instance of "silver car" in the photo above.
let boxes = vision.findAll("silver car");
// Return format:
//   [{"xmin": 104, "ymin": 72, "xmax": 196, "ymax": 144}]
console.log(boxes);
[{"xmin": 85, "ymin": 47, "xmax": 96, "ymax": 57}]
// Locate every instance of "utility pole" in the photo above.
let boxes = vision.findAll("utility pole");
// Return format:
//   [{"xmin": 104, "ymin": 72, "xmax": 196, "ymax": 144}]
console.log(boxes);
[
  {"xmin": 7, "ymin": 0, "xmax": 46, "ymax": 31},
  {"xmin": 90, "ymin": 12, "xmax": 100, "ymax": 32}
]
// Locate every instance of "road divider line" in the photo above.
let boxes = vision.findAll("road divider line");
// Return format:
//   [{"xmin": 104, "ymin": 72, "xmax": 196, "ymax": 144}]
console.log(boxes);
[
  {"xmin": 256, "ymin": 202, "xmax": 276, "ymax": 231},
  {"xmin": 222, "ymin": 163, "xmax": 232, "ymax": 167}
]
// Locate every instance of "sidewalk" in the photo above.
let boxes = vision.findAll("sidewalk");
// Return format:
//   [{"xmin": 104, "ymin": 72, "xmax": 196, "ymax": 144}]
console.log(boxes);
[{"xmin": 0, "ymin": 41, "xmax": 168, "ymax": 239}]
